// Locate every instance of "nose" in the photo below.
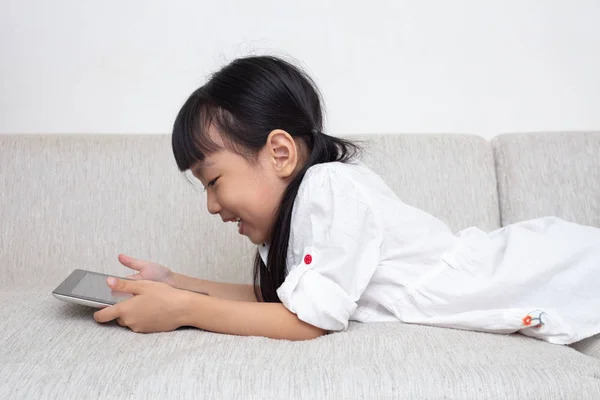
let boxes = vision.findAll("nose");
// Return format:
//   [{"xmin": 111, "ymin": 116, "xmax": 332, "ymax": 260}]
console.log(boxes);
[{"xmin": 206, "ymin": 191, "xmax": 222, "ymax": 215}]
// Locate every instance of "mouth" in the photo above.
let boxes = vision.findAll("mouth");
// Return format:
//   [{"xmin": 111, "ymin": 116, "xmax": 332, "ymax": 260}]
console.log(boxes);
[
  {"xmin": 225, "ymin": 217, "xmax": 244, "ymax": 233},
  {"xmin": 228, "ymin": 217, "xmax": 242, "ymax": 225}
]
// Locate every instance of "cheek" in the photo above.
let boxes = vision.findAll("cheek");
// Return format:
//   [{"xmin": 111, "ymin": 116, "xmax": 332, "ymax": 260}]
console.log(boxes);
[{"xmin": 248, "ymin": 181, "xmax": 284, "ymax": 220}]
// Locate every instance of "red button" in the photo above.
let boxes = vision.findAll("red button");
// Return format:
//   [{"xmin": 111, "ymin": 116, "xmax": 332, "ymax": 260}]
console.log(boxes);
[{"xmin": 304, "ymin": 254, "xmax": 312, "ymax": 264}]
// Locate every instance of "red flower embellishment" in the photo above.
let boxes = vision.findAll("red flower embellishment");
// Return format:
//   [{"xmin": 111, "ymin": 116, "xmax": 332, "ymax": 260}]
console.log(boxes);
[
  {"xmin": 304, "ymin": 254, "xmax": 312, "ymax": 265},
  {"xmin": 522, "ymin": 310, "xmax": 546, "ymax": 329}
]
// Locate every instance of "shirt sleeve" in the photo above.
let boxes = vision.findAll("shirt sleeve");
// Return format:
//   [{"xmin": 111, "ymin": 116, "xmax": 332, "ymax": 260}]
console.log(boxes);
[{"xmin": 276, "ymin": 165, "xmax": 382, "ymax": 332}]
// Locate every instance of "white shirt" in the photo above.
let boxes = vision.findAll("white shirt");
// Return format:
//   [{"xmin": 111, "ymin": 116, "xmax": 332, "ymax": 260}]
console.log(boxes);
[{"xmin": 259, "ymin": 161, "xmax": 600, "ymax": 344}]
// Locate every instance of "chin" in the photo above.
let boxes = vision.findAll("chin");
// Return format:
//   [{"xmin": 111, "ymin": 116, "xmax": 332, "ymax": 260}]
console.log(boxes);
[
  {"xmin": 247, "ymin": 236, "xmax": 262, "ymax": 246},
  {"xmin": 246, "ymin": 232, "xmax": 267, "ymax": 246}
]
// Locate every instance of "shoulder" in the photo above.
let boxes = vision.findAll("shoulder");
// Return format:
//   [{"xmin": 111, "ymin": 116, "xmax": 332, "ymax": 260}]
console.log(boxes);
[
  {"xmin": 292, "ymin": 162, "xmax": 378, "ymax": 229},
  {"xmin": 299, "ymin": 161, "xmax": 376, "ymax": 196},
  {"xmin": 289, "ymin": 161, "xmax": 384, "ymax": 254},
  {"xmin": 304, "ymin": 160, "xmax": 370, "ymax": 177}
]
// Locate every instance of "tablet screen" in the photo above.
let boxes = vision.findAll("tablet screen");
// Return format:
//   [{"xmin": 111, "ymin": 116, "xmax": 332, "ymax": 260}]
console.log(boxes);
[{"xmin": 71, "ymin": 272, "xmax": 133, "ymax": 303}]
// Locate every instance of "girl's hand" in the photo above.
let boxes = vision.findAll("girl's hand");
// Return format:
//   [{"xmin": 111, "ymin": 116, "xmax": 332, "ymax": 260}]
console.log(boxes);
[
  {"xmin": 94, "ymin": 277, "xmax": 190, "ymax": 333},
  {"xmin": 118, "ymin": 253, "xmax": 175, "ymax": 286}
]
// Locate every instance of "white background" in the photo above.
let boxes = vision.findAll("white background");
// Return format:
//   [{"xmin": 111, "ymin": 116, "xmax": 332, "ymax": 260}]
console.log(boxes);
[{"xmin": 1, "ymin": 0, "xmax": 599, "ymax": 138}]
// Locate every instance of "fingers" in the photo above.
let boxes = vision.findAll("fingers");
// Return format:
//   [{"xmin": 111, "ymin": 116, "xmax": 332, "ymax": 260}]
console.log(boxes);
[
  {"xmin": 106, "ymin": 277, "xmax": 147, "ymax": 295},
  {"xmin": 94, "ymin": 304, "xmax": 121, "ymax": 323},
  {"xmin": 110, "ymin": 289, "xmax": 134, "ymax": 298},
  {"xmin": 96, "ymin": 309, "xmax": 129, "ymax": 330},
  {"xmin": 126, "ymin": 273, "xmax": 143, "ymax": 280},
  {"xmin": 118, "ymin": 254, "xmax": 146, "ymax": 271}
]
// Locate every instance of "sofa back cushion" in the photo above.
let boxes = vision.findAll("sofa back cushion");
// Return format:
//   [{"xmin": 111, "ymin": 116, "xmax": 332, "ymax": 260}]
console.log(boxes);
[
  {"xmin": 493, "ymin": 132, "xmax": 600, "ymax": 227},
  {"xmin": 0, "ymin": 135, "xmax": 255, "ymax": 286},
  {"xmin": 1, "ymin": 133, "xmax": 500, "ymax": 287},
  {"xmin": 353, "ymin": 134, "xmax": 500, "ymax": 233}
]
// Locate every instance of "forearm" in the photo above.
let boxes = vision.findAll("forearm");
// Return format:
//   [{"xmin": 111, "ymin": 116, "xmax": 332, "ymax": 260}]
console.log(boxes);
[
  {"xmin": 180, "ymin": 292, "xmax": 327, "ymax": 340},
  {"xmin": 170, "ymin": 273, "xmax": 258, "ymax": 302}
]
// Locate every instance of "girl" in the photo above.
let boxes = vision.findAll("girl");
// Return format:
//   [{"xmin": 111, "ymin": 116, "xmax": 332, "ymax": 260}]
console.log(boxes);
[{"xmin": 94, "ymin": 56, "xmax": 600, "ymax": 344}]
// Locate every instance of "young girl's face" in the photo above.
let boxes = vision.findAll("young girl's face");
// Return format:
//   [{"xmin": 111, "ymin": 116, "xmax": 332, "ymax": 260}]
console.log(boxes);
[{"xmin": 191, "ymin": 126, "xmax": 303, "ymax": 245}]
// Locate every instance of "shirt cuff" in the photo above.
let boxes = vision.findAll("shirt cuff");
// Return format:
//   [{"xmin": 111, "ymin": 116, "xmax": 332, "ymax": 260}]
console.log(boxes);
[{"xmin": 277, "ymin": 263, "xmax": 357, "ymax": 331}]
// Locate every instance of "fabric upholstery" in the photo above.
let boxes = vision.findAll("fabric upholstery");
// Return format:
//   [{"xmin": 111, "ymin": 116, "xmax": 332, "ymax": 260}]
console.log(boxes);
[
  {"xmin": 0, "ymin": 134, "xmax": 255, "ymax": 288},
  {"xmin": 351, "ymin": 134, "xmax": 501, "ymax": 233},
  {"xmin": 493, "ymin": 131, "xmax": 600, "ymax": 228},
  {"xmin": 1, "ymin": 287, "xmax": 599, "ymax": 399}
]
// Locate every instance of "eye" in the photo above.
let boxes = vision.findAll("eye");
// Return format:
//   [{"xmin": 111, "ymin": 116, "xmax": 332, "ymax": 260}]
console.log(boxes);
[{"xmin": 203, "ymin": 177, "xmax": 219, "ymax": 192}]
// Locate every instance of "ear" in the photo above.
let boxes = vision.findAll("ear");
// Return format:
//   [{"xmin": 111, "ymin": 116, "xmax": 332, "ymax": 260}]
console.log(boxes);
[{"xmin": 265, "ymin": 129, "xmax": 298, "ymax": 178}]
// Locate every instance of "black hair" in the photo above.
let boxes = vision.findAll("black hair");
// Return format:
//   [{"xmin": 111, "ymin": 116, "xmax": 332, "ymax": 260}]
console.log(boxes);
[{"xmin": 172, "ymin": 55, "xmax": 360, "ymax": 302}]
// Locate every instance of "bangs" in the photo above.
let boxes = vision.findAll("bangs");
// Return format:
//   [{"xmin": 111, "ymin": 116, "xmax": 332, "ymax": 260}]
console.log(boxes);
[{"xmin": 171, "ymin": 88, "xmax": 232, "ymax": 172}]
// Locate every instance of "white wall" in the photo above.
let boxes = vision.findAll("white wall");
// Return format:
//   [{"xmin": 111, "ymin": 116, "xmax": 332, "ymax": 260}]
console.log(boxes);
[{"xmin": 1, "ymin": 0, "xmax": 599, "ymax": 138}]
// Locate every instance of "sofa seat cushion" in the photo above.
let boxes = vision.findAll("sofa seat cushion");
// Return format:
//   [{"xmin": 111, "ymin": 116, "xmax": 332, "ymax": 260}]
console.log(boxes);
[{"xmin": 2, "ymin": 287, "xmax": 599, "ymax": 399}]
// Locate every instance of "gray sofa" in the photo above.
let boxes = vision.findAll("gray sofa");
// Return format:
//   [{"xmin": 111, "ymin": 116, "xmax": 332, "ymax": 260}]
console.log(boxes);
[{"xmin": 1, "ymin": 132, "xmax": 599, "ymax": 399}]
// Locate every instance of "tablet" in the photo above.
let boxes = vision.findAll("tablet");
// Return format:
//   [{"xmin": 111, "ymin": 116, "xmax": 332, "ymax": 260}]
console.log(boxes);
[{"xmin": 52, "ymin": 269, "xmax": 133, "ymax": 308}]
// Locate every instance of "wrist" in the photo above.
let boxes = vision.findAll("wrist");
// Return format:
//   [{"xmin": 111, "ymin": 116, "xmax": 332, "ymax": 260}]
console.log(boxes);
[
  {"xmin": 165, "ymin": 270, "xmax": 177, "ymax": 287},
  {"xmin": 179, "ymin": 290, "xmax": 206, "ymax": 327}
]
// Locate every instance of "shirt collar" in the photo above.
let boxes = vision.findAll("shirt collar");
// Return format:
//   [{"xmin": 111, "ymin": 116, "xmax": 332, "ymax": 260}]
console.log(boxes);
[{"xmin": 258, "ymin": 242, "xmax": 270, "ymax": 265}]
